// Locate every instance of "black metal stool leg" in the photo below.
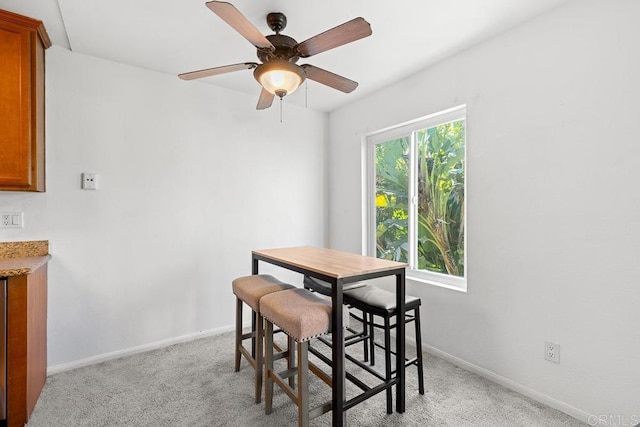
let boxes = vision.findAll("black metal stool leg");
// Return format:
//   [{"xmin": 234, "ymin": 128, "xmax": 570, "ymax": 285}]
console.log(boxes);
[
  {"xmin": 414, "ymin": 307, "xmax": 425, "ymax": 394},
  {"xmin": 369, "ymin": 312, "xmax": 376, "ymax": 366},
  {"xmin": 384, "ymin": 315, "xmax": 392, "ymax": 414},
  {"xmin": 362, "ymin": 309, "xmax": 369, "ymax": 363}
]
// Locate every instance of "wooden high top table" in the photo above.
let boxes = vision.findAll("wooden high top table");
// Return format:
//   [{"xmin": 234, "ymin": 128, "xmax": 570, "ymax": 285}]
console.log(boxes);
[{"xmin": 252, "ymin": 246, "xmax": 408, "ymax": 426}]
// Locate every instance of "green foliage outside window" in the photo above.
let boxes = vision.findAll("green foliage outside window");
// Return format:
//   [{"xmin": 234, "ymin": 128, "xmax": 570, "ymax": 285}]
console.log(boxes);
[{"xmin": 375, "ymin": 120, "xmax": 465, "ymax": 277}]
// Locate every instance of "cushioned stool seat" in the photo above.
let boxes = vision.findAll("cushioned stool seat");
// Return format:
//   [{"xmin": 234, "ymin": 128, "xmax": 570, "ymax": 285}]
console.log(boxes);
[
  {"xmin": 233, "ymin": 274, "xmax": 295, "ymax": 312},
  {"xmin": 343, "ymin": 285, "xmax": 421, "ymax": 312},
  {"xmin": 261, "ymin": 288, "xmax": 334, "ymax": 427},
  {"xmin": 232, "ymin": 274, "xmax": 295, "ymax": 403},
  {"xmin": 261, "ymin": 288, "xmax": 332, "ymax": 341},
  {"xmin": 303, "ymin": 275, "xmax": 368, "ymax": 294}
]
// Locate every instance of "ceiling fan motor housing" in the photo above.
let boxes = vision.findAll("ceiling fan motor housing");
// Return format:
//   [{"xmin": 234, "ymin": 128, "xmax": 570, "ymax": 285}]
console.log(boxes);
[{"xmin": 259, "ymin": 34, "xmax": 300, "ymax": 63}]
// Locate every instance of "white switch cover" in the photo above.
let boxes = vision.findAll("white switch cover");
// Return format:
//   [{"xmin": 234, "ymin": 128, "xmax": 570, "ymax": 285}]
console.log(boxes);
[
  {"xmin": 82, "ymin": 173, "xmax": 98, "ymax": 190},
  {"xmin": 1, "ymin": 212, "xmax": 23, "ymax": 228}
]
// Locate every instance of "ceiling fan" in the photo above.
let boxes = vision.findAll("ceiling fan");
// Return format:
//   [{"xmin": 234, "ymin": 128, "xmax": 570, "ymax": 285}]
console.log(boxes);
[{"xmin": 178, "ymin": 1, "xmax": 372, "ymax": 110}]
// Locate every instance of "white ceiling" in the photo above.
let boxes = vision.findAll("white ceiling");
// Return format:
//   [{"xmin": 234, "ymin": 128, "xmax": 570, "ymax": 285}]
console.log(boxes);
[{"xmin": 1, "ymin": 0, "xmax": 570, "ymax": 112}]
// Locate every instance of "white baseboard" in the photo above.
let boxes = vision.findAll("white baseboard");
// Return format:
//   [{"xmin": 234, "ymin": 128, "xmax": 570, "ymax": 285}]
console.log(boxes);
[
  {"xmin": 47, "ymin": 324, "xmax": 237, "ymax": 375},
  {"xmin": 422, "ymin": 343, "xmax": 591, "ymax": 424},
  {"xmin": 47, "ymin": 324, "xmax": 591, "ymax": 425}
]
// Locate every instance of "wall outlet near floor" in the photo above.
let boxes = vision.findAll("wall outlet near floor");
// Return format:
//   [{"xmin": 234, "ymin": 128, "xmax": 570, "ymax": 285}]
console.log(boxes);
[
  {"xmin": 544, "ymin": 341, "xmax": 560, "ymax": 363},
  {"xmin": 0, "ymin": 212, "xmax": 23, "ymax": 229}
]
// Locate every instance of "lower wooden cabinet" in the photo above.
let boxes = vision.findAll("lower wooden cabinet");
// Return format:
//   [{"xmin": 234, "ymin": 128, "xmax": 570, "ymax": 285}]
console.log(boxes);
[{"xmin": 3, "ymin": 263, "xmax": 48, "ymax": 426}]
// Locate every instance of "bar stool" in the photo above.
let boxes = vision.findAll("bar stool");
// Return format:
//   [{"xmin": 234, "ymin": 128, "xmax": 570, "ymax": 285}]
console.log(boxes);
[
  {"xmin": 343, "ymin": 284, "xmax": 425, "ymax": 414},
  {"xmin": 302, "ymin": 276, "xmax": 424, "ymax": 413},
  {"xmin": 232, "ymin": 274, "xmax": 296, "ymax": 403},
  {"xmin": 260, "ymin": 288, "xmax": 334, "ymax": 427},
  {"xmin": 302, "ymin": 276, "xmax": 371, "ymax": 360}
]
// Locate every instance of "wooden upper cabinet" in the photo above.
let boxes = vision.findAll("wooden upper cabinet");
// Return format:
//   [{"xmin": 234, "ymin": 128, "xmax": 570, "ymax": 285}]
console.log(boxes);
[{"xmin": 0, "ymin": 10, "xmax": 51, "ymax": 192}]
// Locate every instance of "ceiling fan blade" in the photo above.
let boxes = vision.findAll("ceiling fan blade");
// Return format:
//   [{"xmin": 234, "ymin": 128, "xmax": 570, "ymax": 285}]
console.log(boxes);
[
  {"xmin": 302, "ymin": 64, "xmax": 358, "ymax": 93},
  {"xmin": 178, "ymin": 62, "xmax": 258, "ymax": 80},
  {"xmin": 206, "ymin": 1, "xmax": 274, "ymax": 50},
  {"xmin": 256, "ymin": 88, "xmax": 275, "ymax": 110},
  {"xmin": 296, "ymin": 17, "xmax": 372, "ymax": 58}
]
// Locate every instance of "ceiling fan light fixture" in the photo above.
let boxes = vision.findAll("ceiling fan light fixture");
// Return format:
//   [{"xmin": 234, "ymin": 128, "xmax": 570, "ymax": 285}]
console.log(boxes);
[
  {"xmin": 254, "ymin": 60, "xmax": 306, "ymax": 98},
  {"xmin": 181, "ymin": 3, "xmax": 372, "ymax": 111}
]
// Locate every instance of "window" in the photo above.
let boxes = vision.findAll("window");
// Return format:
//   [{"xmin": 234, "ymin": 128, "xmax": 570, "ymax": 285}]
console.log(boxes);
[{"xmin": 365, "ymin": 105, "xmax": 466, "ymax": 291}]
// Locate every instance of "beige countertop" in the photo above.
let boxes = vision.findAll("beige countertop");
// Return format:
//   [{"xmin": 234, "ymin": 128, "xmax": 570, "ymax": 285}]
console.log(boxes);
[{"xmin": 0, "ymin": 240, "xmax": 51, "ymax": 277}]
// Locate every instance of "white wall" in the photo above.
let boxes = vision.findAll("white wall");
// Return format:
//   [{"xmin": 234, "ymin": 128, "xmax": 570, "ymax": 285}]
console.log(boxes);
[
  {"xmin": 0, "ymin": 47, "xmax": 328, "ymax": 367},
  {"xmin": 328, "ymin": 0, "xmax": 640, "ymax": 423}
]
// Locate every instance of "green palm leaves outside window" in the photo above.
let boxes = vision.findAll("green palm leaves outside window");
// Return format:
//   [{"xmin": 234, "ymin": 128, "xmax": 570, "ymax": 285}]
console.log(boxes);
[{"xmin": 375, "ymin": 120, "xmax": 465, "ymax": 277}]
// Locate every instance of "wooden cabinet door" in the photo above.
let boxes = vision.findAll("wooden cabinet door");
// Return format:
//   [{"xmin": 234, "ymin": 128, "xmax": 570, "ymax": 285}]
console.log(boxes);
[
  {"xmin": 6, "ymin": 264, "xmax": 48, "ymax": 427},
  {"xmin": 0, "ymin": 11, "xmax": 47, "ymax": 192}
]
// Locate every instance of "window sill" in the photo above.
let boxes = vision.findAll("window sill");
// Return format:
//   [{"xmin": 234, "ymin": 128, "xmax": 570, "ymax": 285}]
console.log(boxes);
[{"xmin": 406, "ymin": 270, "xmax": 467, "ymax": 293}]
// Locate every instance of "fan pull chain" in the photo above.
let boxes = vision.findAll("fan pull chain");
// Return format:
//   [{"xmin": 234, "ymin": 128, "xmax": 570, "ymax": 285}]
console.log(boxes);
[
  {"xmin": 305, "ymin": 80, "xmax": 308, "ymax": 109},
  {"xmin": 279, "ymin": 97, "xmax": 283, "ymax": 123}
]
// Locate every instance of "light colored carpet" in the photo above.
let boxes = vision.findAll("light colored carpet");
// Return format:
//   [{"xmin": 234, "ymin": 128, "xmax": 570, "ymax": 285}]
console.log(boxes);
[{"xmin": 27, "ymin": 331, "xmax": 585, "ymax": 426}]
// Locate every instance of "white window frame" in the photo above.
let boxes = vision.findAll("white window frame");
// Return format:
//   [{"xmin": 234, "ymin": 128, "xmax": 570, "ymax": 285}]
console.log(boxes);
[{"xmin": 363, "ymin": 105, "xmax": 467, "ymax": 292}]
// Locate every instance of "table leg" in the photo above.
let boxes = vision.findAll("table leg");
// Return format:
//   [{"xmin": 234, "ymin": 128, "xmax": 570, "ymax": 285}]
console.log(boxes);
[
  {"xmin": 331, "ymin": 278, "xmax": 346, "ymax": 426},
  {"xmin": 251, "ymin": 257, "xmax": 259, "ymax": 358},
  {"xmin": 252, "ymin": 257, "xmax": 259, "ymax": 275},
  {"xmin": 396, "ymin": 270, "xmax": 406, "ymax": 413}
]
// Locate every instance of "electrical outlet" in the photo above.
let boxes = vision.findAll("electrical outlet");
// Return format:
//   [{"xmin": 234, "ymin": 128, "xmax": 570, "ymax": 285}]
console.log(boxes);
[
  {"xmin": 0, "ymin": 212, "xmax": 23, "ymax": 229},
  {"xmin": 82, "ymin": 173, "xmax": 98, "ymax": 190},
  {"xmin": 545, "ymin": 341, "xmax": 560, "ymax": 363}
]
